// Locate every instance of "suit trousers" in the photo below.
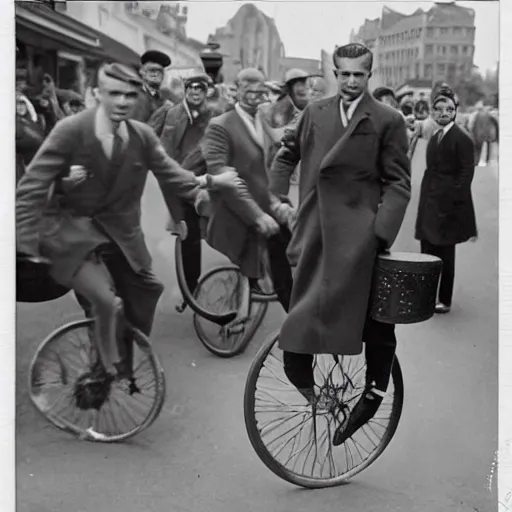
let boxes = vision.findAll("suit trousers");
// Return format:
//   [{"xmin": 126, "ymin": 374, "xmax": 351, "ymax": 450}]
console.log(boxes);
[
  {"xmin": 180, "ymin": 200, "xmax": 202, "ymax": 294},
  {"xmin": 248, "ymin": 226, "xmax": 293, "ymax": 313},
  {"xmin": 74, "ymin": 243, "xmax": 164, "ymax": 337},
  {"xmin": 420, "ymin": 240, "xmax": 455, "ymax": 306},
  {"xmin": 282, "ymin": 319, "xmax": 397, "ymax": 393}
]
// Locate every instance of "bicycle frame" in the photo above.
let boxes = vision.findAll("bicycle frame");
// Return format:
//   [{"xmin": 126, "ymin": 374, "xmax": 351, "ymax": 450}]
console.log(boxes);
[{"xmin": 171, "ymin": 221, "xmax": 238, "ymax": 326}]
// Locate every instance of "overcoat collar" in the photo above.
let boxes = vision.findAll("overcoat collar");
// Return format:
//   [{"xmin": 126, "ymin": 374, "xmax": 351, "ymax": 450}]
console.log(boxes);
[{"xmin": 318, "ymin": 91, "xmax": 374, "ymax": 172}]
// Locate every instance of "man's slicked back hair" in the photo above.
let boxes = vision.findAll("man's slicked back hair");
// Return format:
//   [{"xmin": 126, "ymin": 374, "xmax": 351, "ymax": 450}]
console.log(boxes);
[{"xmin": 333, "ymin": 43, "xmax": 373, "ymax": 71}]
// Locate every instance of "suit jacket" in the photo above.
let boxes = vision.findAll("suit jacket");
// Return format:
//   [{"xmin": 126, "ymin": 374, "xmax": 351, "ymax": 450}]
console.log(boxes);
[
  {"xmin": 132, "ymin": 87, "xmax": 171, "ymax": 124},
  {"xmin": 415, "ymin": 123, "xmax": 477, "ymax": 245},
  {"xmin": 269, "ymin": 92, "xmax": 411, "ymax": 356},
  {"xmin": 16, "ymin": 108, "xmax": 203, "ymax": 286},
  {"xmin": 201, "ymin": 107, "xmax": 280, "ymax": 278}
]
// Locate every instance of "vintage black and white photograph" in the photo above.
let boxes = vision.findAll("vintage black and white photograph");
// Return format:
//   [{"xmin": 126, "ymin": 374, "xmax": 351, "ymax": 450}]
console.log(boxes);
[{"xmin": 10, "ymin": 0, "xmax": 501, "ymax": 510}]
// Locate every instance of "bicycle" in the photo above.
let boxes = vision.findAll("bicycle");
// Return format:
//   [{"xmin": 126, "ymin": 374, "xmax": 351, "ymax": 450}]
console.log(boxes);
[
  {"xmin": 171, "ymin": 221, "xmax": 278, "ymax": 358},
  {"xmin": 18, "ymin": 253, "xmax": 166, "ymax": 442},
  {"xmin": 242, "ymin": 252, "xmax": 442, "ymax": 488},
  {"xmin": 243, "ymin": 331, "xmax": 404, "ymax": 488}
]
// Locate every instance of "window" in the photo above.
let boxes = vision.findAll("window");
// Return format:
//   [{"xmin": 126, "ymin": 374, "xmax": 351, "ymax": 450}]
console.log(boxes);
[
  {"xmin": 453, "ymin": 27, "xmax": 462, "ymax": 35},
  {"xmin": 426, "ymin": 27, "xmax": 434, "ymax": 38},
  {"xmin": 437, "ymin": 63, "xmax": 445, "ymax": 73},
  {"xmin": 425, "ymin": 44, "xmax": 433, "ymax": 55},
  {"xmin": 415, "ymin": 63, "xmax": 420, "ymax": 78},
  {"xmin": 462, "ymin": 45, "xmax": 468, "ymax": 54},
  {"xmin": 451, "ymin": 45, "xmax": 458, "ymax": 55},
  {"xmin": 441, "ymin": 46, "xmax": 447, "ymax": 55},
  {"xmin": 425, "ymin": 64, "xmax": 433, "ymax": 78},
  {"xmin": 440, "ymin": 28, "xmax": 449, "ymax": 35}
]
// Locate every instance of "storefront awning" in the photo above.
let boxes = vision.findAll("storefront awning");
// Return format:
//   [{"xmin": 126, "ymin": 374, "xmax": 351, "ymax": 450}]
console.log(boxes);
[
  {"xmin": 16, "ymin": 2, "xmax": 103, "ymax": 58},
  {"xmin": 16, "ymin": 3, "xmax": 140, "ymax": 66}
]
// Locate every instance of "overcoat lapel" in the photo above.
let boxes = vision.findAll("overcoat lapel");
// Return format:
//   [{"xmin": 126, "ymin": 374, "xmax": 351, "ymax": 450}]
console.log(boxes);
[
  {"xmin": 232, "ymin": 111, "xmax": 264, "ymax": 155},
  {"xmin": 318, "ymin": 93, "xmax": 372, "ymax": 172}
]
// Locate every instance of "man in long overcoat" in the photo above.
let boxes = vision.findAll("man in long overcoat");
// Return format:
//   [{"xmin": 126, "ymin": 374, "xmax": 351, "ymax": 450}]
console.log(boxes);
[
  {"xmin": 269, "ymin": 43, "xmax": 411, "ymax": 445},
  {"xmin": 415, "ymin": 86, "xmax": 477, "ymax": 314},
  {"xmin": 16, "ymin": 63, "xmax": 239, "ymax": 378}
]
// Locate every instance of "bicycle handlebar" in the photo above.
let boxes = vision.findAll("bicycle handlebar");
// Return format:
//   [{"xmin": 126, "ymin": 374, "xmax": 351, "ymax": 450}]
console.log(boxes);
[{"xmin": 170, "ymin": 221, "xmax": 238, "ymax": 326}]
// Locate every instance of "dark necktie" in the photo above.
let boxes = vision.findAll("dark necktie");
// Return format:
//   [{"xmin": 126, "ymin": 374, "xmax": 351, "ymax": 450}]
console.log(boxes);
[
  {"xmin": 436, "ymin": 129, "xmax": 444, "ymax": 144},
  {"xmin": 111, "ymin": 128, "xmax": 124, "ymax": 163}
]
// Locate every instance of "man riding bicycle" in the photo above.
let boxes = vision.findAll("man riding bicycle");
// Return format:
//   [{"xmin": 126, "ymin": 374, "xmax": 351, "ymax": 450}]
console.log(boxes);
[{"xmin": 16, "ymin": 62, "xmax": 241, "ymax": 379}]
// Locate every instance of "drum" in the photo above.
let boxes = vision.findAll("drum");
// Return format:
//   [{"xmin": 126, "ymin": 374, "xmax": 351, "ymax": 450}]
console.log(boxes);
[
  {"xmin": 17, "ymin": 254, "xmax": 70, "ymax": 303},
  {"xmin": 370, "ymin": 252, "xmax": 442, "ymax": 325}
]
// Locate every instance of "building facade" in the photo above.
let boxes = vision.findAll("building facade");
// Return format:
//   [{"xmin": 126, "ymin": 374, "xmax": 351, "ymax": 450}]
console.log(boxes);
[
  {"xmin": 210, "ymin": 3, "xmax": 285, "ymax": 83},
  {"xmin": 351, "ymin": 2, "xmax": 475, "ymax": 90},
  {"xmin": 64, "ymin": 1, "xmax": 204, "ymax": 81}
]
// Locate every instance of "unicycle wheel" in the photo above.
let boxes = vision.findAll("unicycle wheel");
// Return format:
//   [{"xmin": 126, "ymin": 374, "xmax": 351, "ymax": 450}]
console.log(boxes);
[
  {"xmin": 28, "ymin": 319, "xmax": 166, "ymax": 442},
  {"xmin": 193, "ymin": 265, "xmax": 267, "ymax": 358},
  {"xmin": 244, "ymin": 332, "xmax": 403, "ymax": 488}
]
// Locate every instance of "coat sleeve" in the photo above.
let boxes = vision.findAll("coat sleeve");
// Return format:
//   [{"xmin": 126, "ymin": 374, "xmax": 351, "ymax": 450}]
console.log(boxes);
[
  {"xmin": 202, "ymin": 123, "xmax": 265, "ymax": 227},
  {"xmin": 147, "ymin": 103, "xmax": 173, "ymax": 138},
  {"xmin": 268, "ymin": 106, "xmax": 309, "ymax": 199},
  {"xmin": 374, "ymin": 113, "xmax": 412, "ymax": 247},
  {"xmin": 16, "ymin": 116, "xmax": 77, "ymax": 255},
  {"xmin": 455, "ymin": 130, "xmax": 475, "ymax": 194},
  {"xmin": 144, "ymin": 126, "xmax": 206, "ymax": 215}
]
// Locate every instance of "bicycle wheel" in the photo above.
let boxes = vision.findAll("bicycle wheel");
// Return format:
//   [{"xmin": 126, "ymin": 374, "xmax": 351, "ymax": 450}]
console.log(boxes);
[
  {"xmin": 193, "ymin": 265, "xmax": 268, "ymax": 358},
  {"xmin": 244, "ymin": 332, "xmax": 404, "ymax": 488},
  {"xmin": 28, "ymin": 319, "xmax": 166, "ymax": 442}
]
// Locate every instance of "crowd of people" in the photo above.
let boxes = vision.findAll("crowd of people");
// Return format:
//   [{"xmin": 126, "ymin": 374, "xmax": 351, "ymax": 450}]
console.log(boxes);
[{"xmin": 16, "ymin": 42, "xmax": 480, "ymax": 444}]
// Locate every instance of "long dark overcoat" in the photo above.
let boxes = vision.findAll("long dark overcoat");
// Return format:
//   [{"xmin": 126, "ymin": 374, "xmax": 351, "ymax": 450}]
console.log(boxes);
[
  {"xmin": 269, "ymin": 92, "xmax": 411, "ymax": 355},
  {"xmin": 16, "ymin": 108, "xmax": 202, "ymax": 286},
  {"xmin": 415, "ymin": 123, "xmax": 477, "ymax": 246}
]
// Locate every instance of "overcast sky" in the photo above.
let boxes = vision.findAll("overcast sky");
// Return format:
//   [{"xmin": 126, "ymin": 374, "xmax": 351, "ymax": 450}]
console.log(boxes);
[{"xmin": 184, "ymin": 1, "xmax": 499, "ymax": 73}]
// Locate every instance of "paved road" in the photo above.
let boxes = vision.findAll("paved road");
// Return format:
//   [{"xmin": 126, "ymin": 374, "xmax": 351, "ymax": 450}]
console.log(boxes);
[{"xmin": 16, "ymin": 140, "xmax": 498, "ymax": 512}]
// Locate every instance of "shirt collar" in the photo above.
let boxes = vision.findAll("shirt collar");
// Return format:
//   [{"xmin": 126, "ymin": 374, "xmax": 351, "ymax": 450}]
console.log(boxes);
[
  {"xmin": 442, "ymin": 121, "xmax": 455, "ymax": 135},
  {"xmin": 94, "ymin": 106, "xmax": 128, "ymax": 142},
  {"xmin": 339, "ymin": 93, "xmax": 364, "ymax": 126}
]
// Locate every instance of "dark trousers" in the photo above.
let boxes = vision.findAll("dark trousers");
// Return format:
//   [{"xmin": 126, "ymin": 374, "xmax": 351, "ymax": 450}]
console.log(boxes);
[
  {"xmin": 420, "ymin": 240, "xmax": 455, "ymax": 306},
  {"xmin": 283, "ymin": 319, "xmax": 397, "ymax": 393},
  {"xmin": 180, "ymin": 201, "xmax": 202, "ymax": 295},
  {"xmin": 75, "ymin": 244, "xmax": 164, "ymax": 337}
]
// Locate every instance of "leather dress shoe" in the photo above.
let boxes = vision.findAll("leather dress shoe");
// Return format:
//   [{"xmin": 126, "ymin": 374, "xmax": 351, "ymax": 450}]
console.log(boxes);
[
  {"xmin": 332, "ymin": 385, "xmax": 383, "ymax": 446},
  {"xmin": 435, "ymin": 303, "xmax": 451, "ymax": 314}
]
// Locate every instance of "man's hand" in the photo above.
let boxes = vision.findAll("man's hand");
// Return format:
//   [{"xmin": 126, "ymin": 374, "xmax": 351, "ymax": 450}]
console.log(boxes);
[
  {"xmin": 270, "ymin": 199, "xmax": 296, "ymax": 229},
  {"xmin": 211, "ymin": 167, "xmax": 244, "ymax": 190},
  {"xmin": 255, "ymin": 213, "xmax": 280, "ymax": 237},
  {"xmin": 61, "ymin": 165, "xmax": 89, "ymax": 191}
]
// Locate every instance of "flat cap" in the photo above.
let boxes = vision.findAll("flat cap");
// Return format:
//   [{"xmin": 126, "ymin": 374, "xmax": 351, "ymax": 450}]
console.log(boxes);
[
  {"xmin": 284, "ymin": 68, "xmax": 310, "ymax": 85},
  {"xmin": 101, "ymin": 62, "xmax": 143, "ymax": 87},
  {"xmin": 373, "ymin": 86, "xmax": 396, "ymax": 101},
  {"xmin": 184, "ymin": 74, "xmax": 211, "ymax": 90},
  {"xmin": 141, "ymin": 50, "xmax": 171, "ymax": 68},
  {"xmin": 433, "ymin": 85, "xmax": 458, "ymax": 106},
  {"xmin": 237, "ymin": 68, "xmax": 265, "ymax": 83}
]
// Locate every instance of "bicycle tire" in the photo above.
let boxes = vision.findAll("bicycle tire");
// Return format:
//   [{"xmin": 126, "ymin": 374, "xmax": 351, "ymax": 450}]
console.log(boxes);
[
  {"xmin": 193, "ymin": 265, "xmax": 268, "ymax": 358},
  {"xmin": 28, "ymin": 319, "xmax": 166, "ymax": 442},
  {"xmin": 244, "ymin": 332, "xmax": 404, "ymax": 488}
]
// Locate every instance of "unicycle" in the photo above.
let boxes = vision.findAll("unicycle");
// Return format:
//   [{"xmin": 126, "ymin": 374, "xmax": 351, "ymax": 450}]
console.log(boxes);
[
  {"xmin": 172, "ymin": 221, "xmax": 275, "ymax": 358},
  {"xmin": 244, "ymin": 331, "xmax": 404, "ymax": 488},
  {"xmin": 18, "ymin": 253, "xmax": 166, "ymax": 442}
]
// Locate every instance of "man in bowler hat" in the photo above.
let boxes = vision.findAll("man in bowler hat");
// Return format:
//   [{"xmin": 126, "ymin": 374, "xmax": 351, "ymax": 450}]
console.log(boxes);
[{"xmin": 132, "ymin": 50, "xmax": 172, "ymax": 123}]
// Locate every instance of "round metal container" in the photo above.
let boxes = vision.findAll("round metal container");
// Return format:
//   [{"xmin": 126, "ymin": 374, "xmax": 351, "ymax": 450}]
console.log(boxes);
[
  {"xmin": 17, "ymin": 255, "xmax": 70, "ymax": 303},
  {"xmin": 370, "ymin": 252, "xmax": 443, "ymax": 324}
]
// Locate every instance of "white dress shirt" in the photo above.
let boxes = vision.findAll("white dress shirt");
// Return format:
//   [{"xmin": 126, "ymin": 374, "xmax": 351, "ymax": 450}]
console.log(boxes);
[
  {"xmin": 235, "ymin": 102, "xmax": 265, "ymax": 148},
  {"xmin": 339, "ymin": 93, "xmax": 364, "ymax": 128}
]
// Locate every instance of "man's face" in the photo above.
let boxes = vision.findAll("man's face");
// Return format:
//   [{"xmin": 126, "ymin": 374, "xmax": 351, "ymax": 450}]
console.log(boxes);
[
  {"xmin": 185, "ymin": 84, "xmax": 207, "ymax": 108},
  {"xmin": 334, "ymin": 55, "xmax": 371, "ymax": 101},
  {"xmin": 97, "ymin": 75, "xmax": 140, "ymax": 122},
  {"xmin": 432, "ymin": 98, "xmax": 456, "ymax": 126},
  {"xmin": 238, "ymin": 80, "xmax": 267, "ymax": 111},
  {"xmin": 16, "ymin": 97, "xmax": 27, "ymax": 117},
  {"xmin": 308, "ymin": 77, "xmax": 327, "ymax": 102},
  {"xmin": 290, "ymin": 80, "xmax": 310, "ymax": 110},
  {"xmin": 140, "ymin": 62, "xmax": 165, "ymax": 89}
]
